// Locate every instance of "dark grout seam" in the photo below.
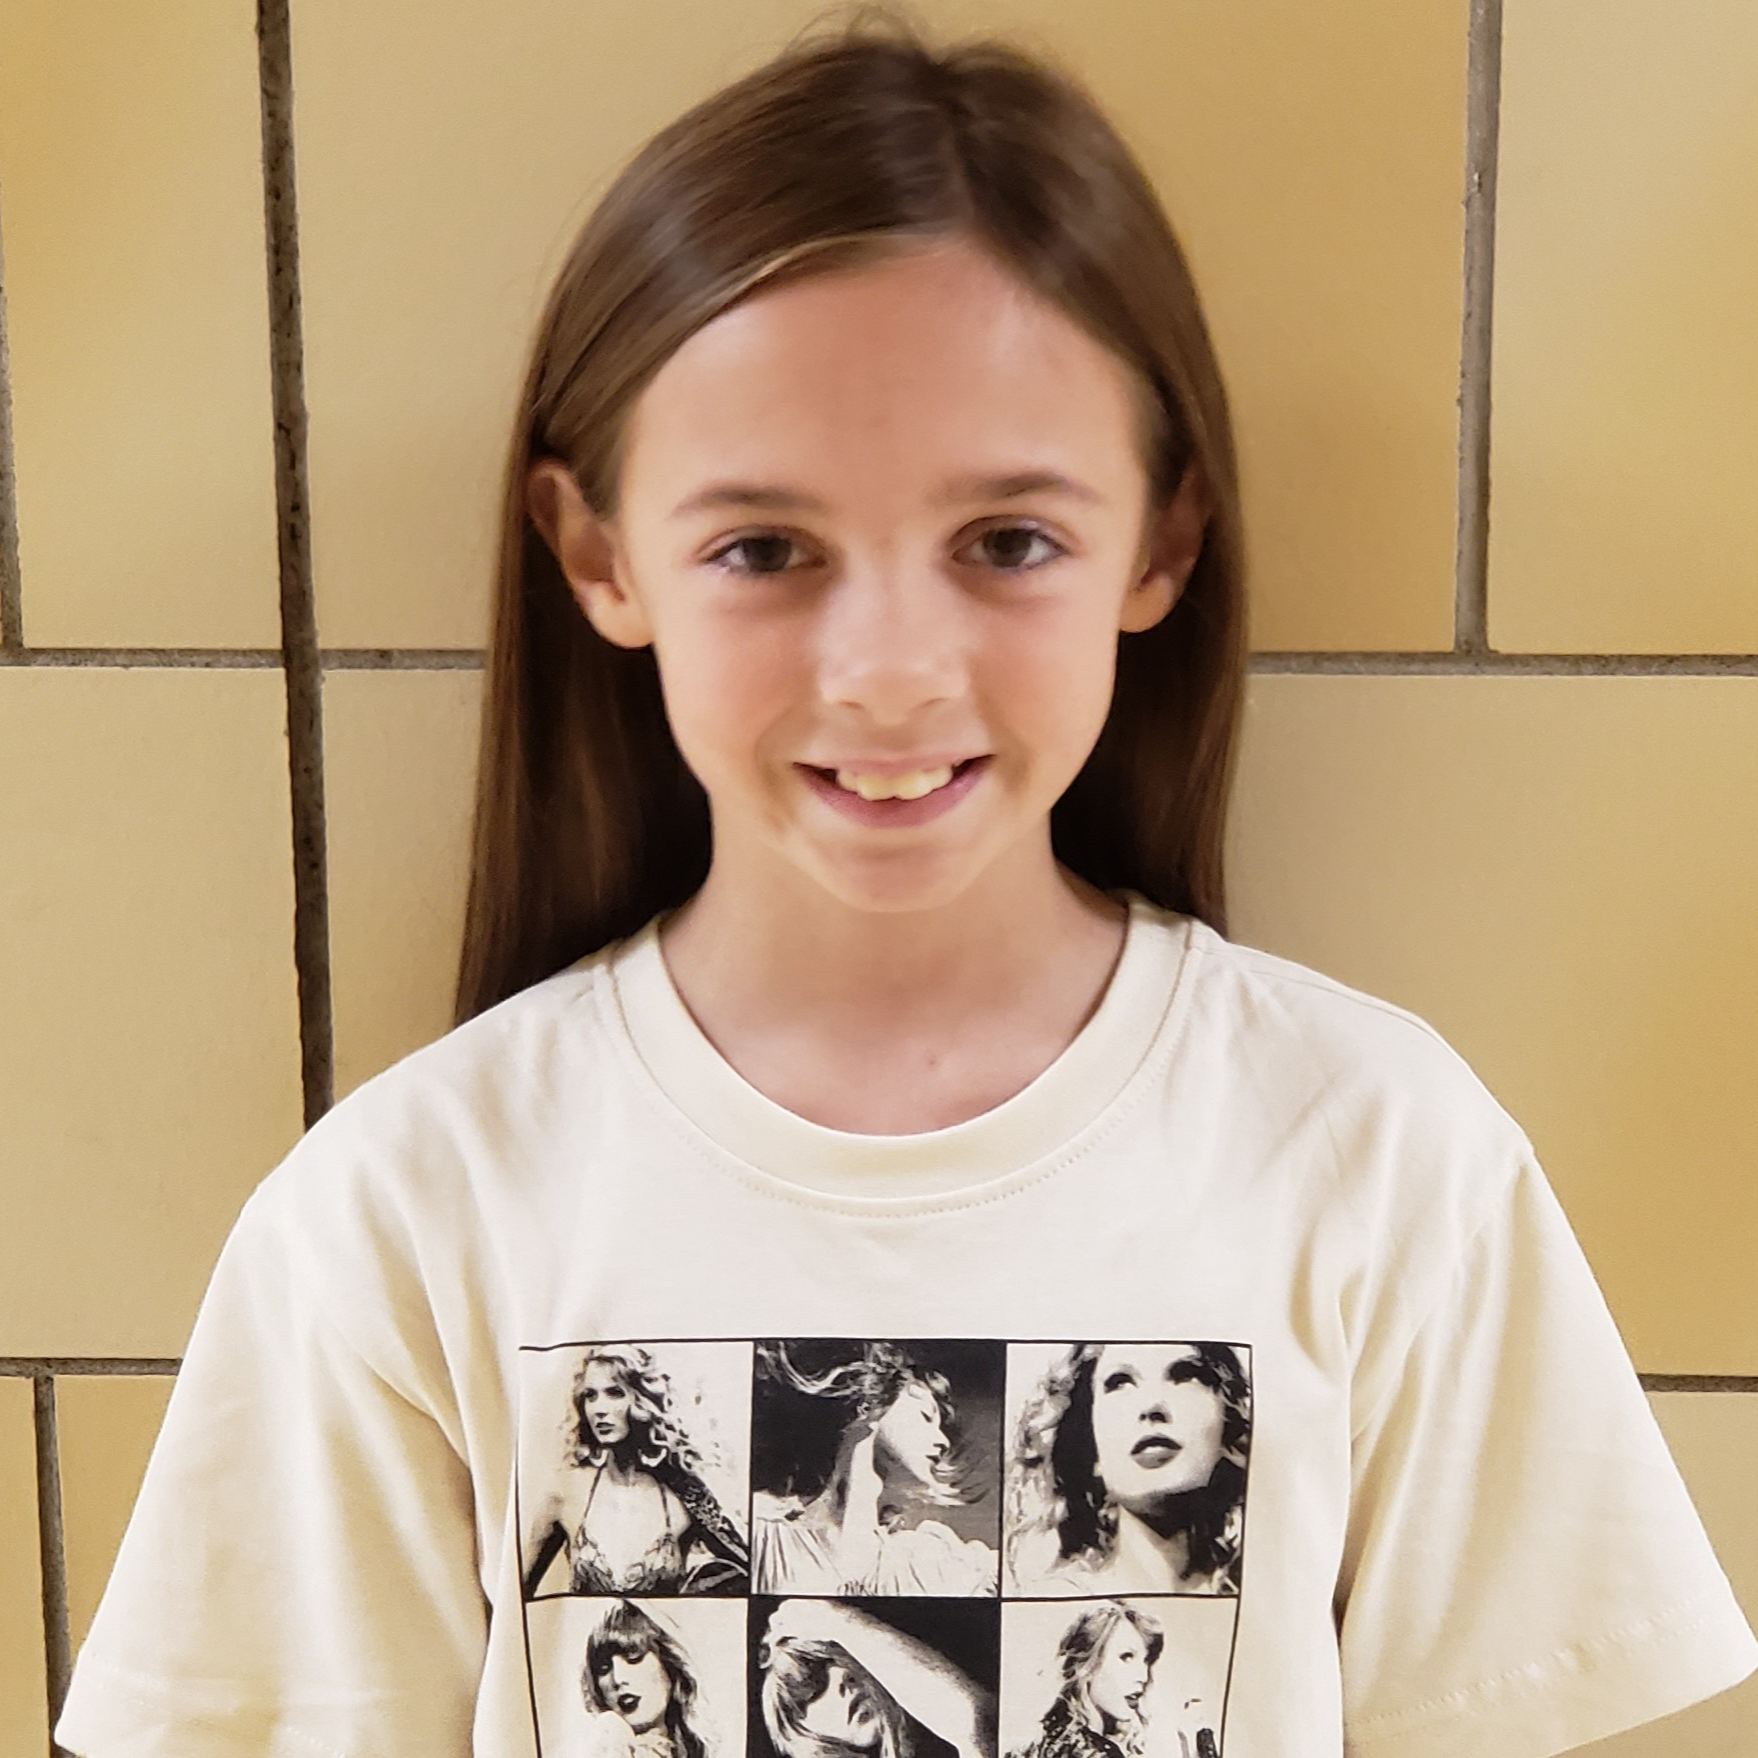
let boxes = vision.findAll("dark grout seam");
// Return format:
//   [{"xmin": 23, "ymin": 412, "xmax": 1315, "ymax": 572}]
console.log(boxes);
[
  {"xmin": 1, "ymin": 1359, "xmax": 182, "ymax": 1377},
  {"xmin": 32, "ymin": 1375, "xmax": 72, "ymax": 1757},
  {"xmin": 1453, "ymin": 0, "xmax": 1503, "ymax": 656},
  {"xmin": 258, "ymin": 0, "xmax": 334, "ymax": 1128},
  {"xmin": 1250, "ymin": 651, "xmax": 1758, "ymax": 677},
  {"xmin": 0, "ymin": 186, "xmax": 23, "ymax": 651},
  {"xmin": 0, "ymin": 647, "xmax": 283, "ymax": 668},
  {"xmin": 321, "ymin": 647, "xmax": 486, "ymax": 669},
  {"xmin": 1641, "ymin": 1374, "xmax": 1758, "ymax": 1394}
]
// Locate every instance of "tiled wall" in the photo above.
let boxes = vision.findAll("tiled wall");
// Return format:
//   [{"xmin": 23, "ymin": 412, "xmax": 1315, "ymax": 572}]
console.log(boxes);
[{"xmin": 1, "ymin": 3, "xmax": 1753, "ymax": 1755}]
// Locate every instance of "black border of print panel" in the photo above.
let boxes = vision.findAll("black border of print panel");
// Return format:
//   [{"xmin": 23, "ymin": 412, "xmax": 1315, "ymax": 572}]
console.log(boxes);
[
  {"xmin": 749, "ymin": 1595, "xmax": 1002, "ymax": 1758},
  {"xmin": 517, "ymin": 1339, "xmax": 756, "ymax": 1600},
  {"xmin": 752, "ymin": 1339, "xmax": 1005, "ymax": 1597},
  {"xmin": 1001, "ymin": 1342, "xmax": 1253, "ymax": 1600}
]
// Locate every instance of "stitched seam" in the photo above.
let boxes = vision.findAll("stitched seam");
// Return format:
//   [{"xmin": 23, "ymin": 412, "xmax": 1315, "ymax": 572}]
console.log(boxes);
[{"xmin": 1350, "ymin": 1592, "xmax": 1737, "ymax": 1735}]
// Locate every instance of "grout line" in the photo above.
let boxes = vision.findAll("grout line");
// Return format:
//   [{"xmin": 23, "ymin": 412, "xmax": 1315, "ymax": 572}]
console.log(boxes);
[
  {"xmin": 1454, "ymin": 0, "xmax": 1503, "ymax": 656},
  {"xmin": 0, "ymin": 184, "xmax": 23, "ymax": 651},
  {"xmin": 32, "ymin": 1376, "xmax": 72, "ymax": 1757},
  {"xmin": 1250, "ymin": 650, "xmax": 1758, "ymax": 677},
  {"xmin": 0, "ymin": 647, "xmax": 283, "ymax": 669},
  {"xmin": 321, "ymin": 647, "xmax": 485, "ymax": 669},
  {"xmin": 258, "ymin": 0, "xmax": 334, "ymax": 1128},
  {"xmin": 1641, "ymin": 1374, "xmax": 1758, "ymax": 1395},
  {"xmin": 1, "ymin": 1359, "xmax": 182, "ymax": 1378}
]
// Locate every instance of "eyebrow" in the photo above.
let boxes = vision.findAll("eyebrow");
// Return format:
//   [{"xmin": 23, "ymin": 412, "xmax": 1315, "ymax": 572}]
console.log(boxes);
[{"xmin": 668, "ymin": 470, "xmax": 1106, "ymax": 521}]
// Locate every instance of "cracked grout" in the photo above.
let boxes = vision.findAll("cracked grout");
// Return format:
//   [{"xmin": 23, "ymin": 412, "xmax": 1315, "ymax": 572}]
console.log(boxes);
[
  {"xmin": 1453, "ymin": 0, "xmax": 1502, "ymax": 656},
  {"xmin": 32, "ymin": 1375, "xmax": 72, "ymax": 1757},
  {"xmin": 258, "ymin": 0, "xmax": 334, "ymax": 1129}
]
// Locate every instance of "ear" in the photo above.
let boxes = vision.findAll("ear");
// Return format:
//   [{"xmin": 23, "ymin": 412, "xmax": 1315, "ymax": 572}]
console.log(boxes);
[
  {"xmin": 1119, "ymin": 462, "xmax": 1210, "ymax": 635},
  {"xmin": 526, "ymin": 457, "xmax": 653, "ymax": 649}
]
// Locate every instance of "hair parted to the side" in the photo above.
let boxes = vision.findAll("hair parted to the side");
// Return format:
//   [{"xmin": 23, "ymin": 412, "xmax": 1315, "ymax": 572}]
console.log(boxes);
[{"xmin": 455, "ymin": 2, "xmax": 1247, "ymax": 1023}]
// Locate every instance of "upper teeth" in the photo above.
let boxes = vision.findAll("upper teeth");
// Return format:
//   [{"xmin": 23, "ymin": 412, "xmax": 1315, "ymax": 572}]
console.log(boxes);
[{"xmin": 835, "ymin": 765, "xmax": 956, "ymax": 801}]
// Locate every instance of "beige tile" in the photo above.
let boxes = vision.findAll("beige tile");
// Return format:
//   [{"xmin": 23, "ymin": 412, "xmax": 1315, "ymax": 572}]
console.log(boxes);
[
  {"xmin": 1490, "ymin": 2, "xmax": 1758, "ymax": 653},
  {"xmin": 325, "ymin": 668, "xmax": 482, "ymax": 1098},
  {"xmin": 56, "ymin": 1377, "xmax": 175, "ymax": 1657},
  {"xmin": 1229, "ymin": 675, "xmax": 1758, "ymax": 1372},
  {"xmin": 0, "ymin": 670, "xmax": 305, "ymax": 1357},
  {"xmin": 294, "ymin": 0, "xmax": 1465, "ymax": 652},
  {"xmin": 1576, "ymin": 1393, "xmax": 1758, "ymax": 1754},
  {"xmin": 0, "ymin": 1378, "xmax": 48, "ymax": 1758},
  {"xmin": 0, "ymin": 1, "xmax": 281, "ymax": 648}
]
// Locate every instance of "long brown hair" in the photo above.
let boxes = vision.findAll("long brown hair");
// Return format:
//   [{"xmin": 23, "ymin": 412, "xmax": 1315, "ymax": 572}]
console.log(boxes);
[{"xmin": 455, "ymin": 3, "xmax": 1246, "ymax": 1024}]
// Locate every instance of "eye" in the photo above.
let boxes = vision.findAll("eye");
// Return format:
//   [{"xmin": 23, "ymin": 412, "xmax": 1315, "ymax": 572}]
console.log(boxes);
[
  {"xmin": 1102, "ymin": 1369, "xmax": 1137, "ymax": 1393},
  {"xmin": 963, "ymin": 523, "xmax": 1066, "ymax": 573},
  {"xmin": 704, "ymin": 532, "xmax": 809, "ymax": 577}
]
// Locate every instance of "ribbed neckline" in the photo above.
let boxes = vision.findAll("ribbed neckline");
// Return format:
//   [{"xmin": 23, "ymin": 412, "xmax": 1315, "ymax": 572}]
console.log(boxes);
[{"xmin": 596, "ymin": 891, "xmax": 1193, "ymax": 1210}]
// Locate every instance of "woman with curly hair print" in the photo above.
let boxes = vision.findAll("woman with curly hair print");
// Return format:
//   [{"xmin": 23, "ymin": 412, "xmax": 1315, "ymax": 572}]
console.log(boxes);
[
  {"xmin": 1005, "ymin": 1344, "xmax": 1248, "ymax": 1597},
  {"xmin": 582, "ymin": 1599, "xmax": 715, "ymax": 1758},
  {"xmin": 524, "ymin": 1344, "xmax": 750, "ymax": 1596},
  {"xmin": 753, "ymin": 1341, "xmax": 997, "ymax": 1595},
  {"xmin": 1009, "ymin": 1602, "xmax": 1198, "ymax": 1758}
]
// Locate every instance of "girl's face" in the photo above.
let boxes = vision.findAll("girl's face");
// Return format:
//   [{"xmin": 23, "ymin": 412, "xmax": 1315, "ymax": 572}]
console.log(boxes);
[
  {"xmin": 578, "ymin": 1359, "xmax": 634, "ymax": 1447},
  {"xmin": 549, "ymin": 239, "xmax": 1202, "ymax": 920},
  {"xmin": 871, "ymin": 1379, "xmax": 950, "ymax": 1491},
  {"xmin": 797, "ymin": 1660, "xmax": 880, "ymax": 1749},
  {"xmin": 1086, "ymin": 1617, "xmax": 1153, "ymax": 1731},
  {"xmin": 1089, "ymin": 1343, "xmax": 1227, "ymax": 1510},
  {"xmin": 598, "ymin": 1645, "xmax": 672, "ymax": 1733}
]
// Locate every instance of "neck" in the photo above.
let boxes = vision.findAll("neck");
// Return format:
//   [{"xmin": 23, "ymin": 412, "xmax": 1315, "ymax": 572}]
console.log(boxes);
[
  {"xmin": 1110, "ymin": 1503, "xmax": 1195, "ymax": 1577},
  {"xmin": 657, "ymin": 846, "xmax": 1127, "ymax": 1116}
]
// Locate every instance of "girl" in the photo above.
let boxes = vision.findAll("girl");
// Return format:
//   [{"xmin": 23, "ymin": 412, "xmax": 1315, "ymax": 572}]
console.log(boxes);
[{"xmin": 56, "ymin": 10, "xmax": 1756, "ymax": 1758}]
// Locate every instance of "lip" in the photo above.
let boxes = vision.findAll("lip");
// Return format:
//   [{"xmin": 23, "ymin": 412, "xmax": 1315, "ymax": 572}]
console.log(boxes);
[
  {"xmin": 616, "ymin": 1694, "xmax": 640, "ymax": 1713},
  {"xmin": 803, "ymin": 753, "xmax": 987, "ymax": 776},
  {"xmin": 798, "ymin": 755, "xmax": 990, "ymax": 827},
  {"xmin": 1131, "ymin": 1434, "xmax": 1182, "ymax": 1465}
]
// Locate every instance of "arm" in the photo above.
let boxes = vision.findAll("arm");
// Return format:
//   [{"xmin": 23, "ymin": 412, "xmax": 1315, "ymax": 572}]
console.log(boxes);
[{"xmin": 766, "ymin": 1599, "xmax": 995, "ymax": 1758}]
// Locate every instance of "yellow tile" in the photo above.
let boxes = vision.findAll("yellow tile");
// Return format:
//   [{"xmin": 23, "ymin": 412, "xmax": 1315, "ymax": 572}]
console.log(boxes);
[
  {"xmin": 0, "ymin": 1378, "xmax": 48, "ymax": 1758},
  {"xmin": 294, "ymin": 0, "xmax": 1465, "ymax": 651},
  {"xmin": 0, "ymin": 1, "xmax": 281, "ymax": 649},
  {"xmin": 1576, "ymin": 1393, "xmax": 1758, "ymax": 1754},
  {"xmin": 0, "ymin": 670, "xmax": 304, "ymax": 1357},
  {"xmin": 325, "ymin": 669, "xmax": 482, "ymax": 1098},
  {"xmin": 56, "ymin": 1377, "xmax": 175, "ymax": 1657},
  {"xmin": 1490, "ymin": 2, "xmax": 1758, "ymax": 653},
  {"xmin": 1229, "ymin": 675, "xmax": 1758, "ymax": 1372}
]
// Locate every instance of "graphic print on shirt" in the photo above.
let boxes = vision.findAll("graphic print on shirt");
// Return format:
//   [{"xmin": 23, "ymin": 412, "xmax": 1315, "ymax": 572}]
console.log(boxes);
[
  {"xmin": 1002, "ymin": 1343, "xmax": 1250, "ymax": 1599},
  {"xmin": 752, "ymin": 1339, "xmax": 1004, "ymax": 1597},
  {"xmin": 750, "ymin": 1593, "xmax": 1000, "ymax": 1758},
  {"xmin": 527, "ymin": 1594, "xmax": 748, "ymax": 1758},
  {"xmin": 516, "ymin": 1340, "xmax": 1250, "ymax": 1758},
  {"xmin": 520, "ymin": 1340, "xmax": 755, "ymax": 1599}
]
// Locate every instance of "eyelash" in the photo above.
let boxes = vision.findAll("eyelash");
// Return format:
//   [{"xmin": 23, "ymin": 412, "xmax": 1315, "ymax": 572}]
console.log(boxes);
[{"xmin": 703, "ymin": 523, "xmax": 1067, "ymax": 579}]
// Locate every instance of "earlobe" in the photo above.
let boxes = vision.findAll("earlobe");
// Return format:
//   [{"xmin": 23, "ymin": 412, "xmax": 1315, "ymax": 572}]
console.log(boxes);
[
  {"xmin": 1121, "ymin": 463, "xmax": 1210, "ymax": 635},
  {"xmin": 525, "ymin": 457, "xmax": 653, "ymax": 650}
]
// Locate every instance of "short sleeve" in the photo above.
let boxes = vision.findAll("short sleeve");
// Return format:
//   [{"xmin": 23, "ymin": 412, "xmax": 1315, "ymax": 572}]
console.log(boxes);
[
  {"xmin": 54, "ymin": 1177, "xmax": 488, "ymax": 1758},
  {"xmin": 1337, "ymin": 1153, "xmax": 1757, "ymax": 1757}
]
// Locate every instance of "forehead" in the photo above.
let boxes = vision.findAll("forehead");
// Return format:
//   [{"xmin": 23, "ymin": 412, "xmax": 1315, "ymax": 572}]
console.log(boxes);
[
  {"xmin": 580, "ymin": 1358, "xmax": 626, "ymax": 1385},
  {"xmin": 621, "ymin": 240, "xmax": 1145, "ymax": 509}
]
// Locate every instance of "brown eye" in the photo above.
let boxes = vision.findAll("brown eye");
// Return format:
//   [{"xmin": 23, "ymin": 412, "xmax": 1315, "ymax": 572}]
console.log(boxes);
[
  {"xmin": 707, "ymin": 533, "xmax": 804, "ymax": 576},
  {"xmin": 969, "ymin": 524, "xmax": 1064, "ymax": 572}
]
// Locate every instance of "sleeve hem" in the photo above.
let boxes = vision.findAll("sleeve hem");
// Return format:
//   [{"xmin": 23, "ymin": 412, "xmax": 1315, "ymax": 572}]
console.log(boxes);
[{"xmin": 1346, "ymin": 1587, "xmax": 1758, "ymax": 1758}]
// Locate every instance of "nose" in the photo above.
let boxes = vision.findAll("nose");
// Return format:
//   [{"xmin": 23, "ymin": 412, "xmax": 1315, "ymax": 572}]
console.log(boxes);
[{"xmin": 814, "ymin": 562, "xmax": 971, "ymax": 723}]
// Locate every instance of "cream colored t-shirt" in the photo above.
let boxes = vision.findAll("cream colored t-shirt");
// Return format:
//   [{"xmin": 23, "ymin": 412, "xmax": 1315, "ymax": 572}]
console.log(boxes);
[{"xmin": 56, "ymin": 894, "xmax": 1757, "ymax": 1758}]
